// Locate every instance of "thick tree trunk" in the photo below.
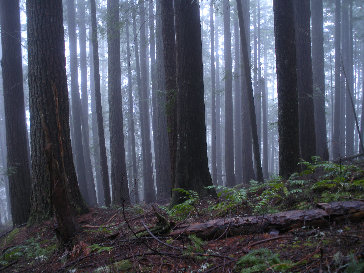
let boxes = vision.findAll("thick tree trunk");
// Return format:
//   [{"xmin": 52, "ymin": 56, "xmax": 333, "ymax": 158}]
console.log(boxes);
[
  {"xmin": 172, "ymin": 0, "xmax": 215, "ymax": 205},
  {"xmin": 66, "ymin": 0, "xmax": 90, "ymax": 205},
  {"xmin": 78, "ymin": 0, "xmax": 97, "ymax": 207},
  {"xmin": 126, "ymin": 2, "xmax": 138, "ymax": 203},
  {"xmin": 294, "ymin": 0, "xmax": 316, "ymax": 162},
  {"xmin": 107, "ymin": 0, "xmax": 130, "ymax": 205},
  {"xmin": 155, "ymin": 1, "xmax": 172, "ymax": 202},
  {"xmin": 223, "ymin": 0, "xmax": 235, "ymax": 187},
  {"xmin": 138, "ymin": 1, "xmax": 155, "ymax": 203},
  {"xmin": 90, "ymin": 0, "xmax": 111, "ymax": 207},
  {"xmin": 236, "ymin": 0, "xmax": 263, "ymax": 182},
  {"xmin": 27, "ymin": 0, "xmax": 87, "ymax": 223},
  {"xmin": 333, "ymin": 0, "xmax": 342, "ymax": 160},
  {"xmin": 161, "ymin": 0, "xmax": 177, "ymax": 191},
  {"xmin": 0, "ymin": 0, "xmax": 31, "ymax": 225},
  {"xmin": 311, "ymin": 0, "xmax": 329, "ymax": 161},
  {"xmin": 273, "ymin": 0, "xmax": 300, "ymax": 178}
]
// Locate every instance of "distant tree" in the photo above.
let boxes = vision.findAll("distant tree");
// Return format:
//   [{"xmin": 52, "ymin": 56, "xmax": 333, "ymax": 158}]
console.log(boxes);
[
  {"xmin": 90, "ymin": 0, "xmax": 111, "ymax": 207},
  {"xmin": 272, "ymin": 0, "xmax": 300, "ymax": 178},
  {"xmin": 161, "ymin": 0, "xmax": 177, "ymax": 190},
  {"xmin": 294, "ymin": 0, "xmax": 316, "ymax": 161},
  {"xmin": 236, "ymin": 0, "xmax": 264, "ymax": 182},
  {"xmin": 311, "ymin": 0, "xmax": 329, "ymax": 161},
  {"xmin": 223, "ymin": 0, "xmax": 235, "ymax": 187},
  {"xmin": 0, "ymin": 0, "xmax": 31, "ymax": 225},
  {"xmin": 172, "ymin": 0, "xmax": 215, "ymax": 205},
  {"xmin": 27, "ymin": 0, "xmax": 87, "ymax": 224},
  {"xmin": 107, "ymin": 0, "xmax": 130, "ymax": 204},
  {"xmin": 333, "ymin": 0, "xmax": 342, "ymax": 159}
]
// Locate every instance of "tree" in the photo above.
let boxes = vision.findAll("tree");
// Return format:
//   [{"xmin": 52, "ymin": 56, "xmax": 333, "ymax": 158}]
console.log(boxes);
[
  {"xmin": 172, "ymin": 0, "xmax": 215, "ymax": 204},
  {"xmin": 0, "ymin": 0, "xmax": 31, "ymax": 225},
  {"xmin": 311, "ymin": 0, "xmax": 329, "ymax": 161},
  {"xmin": 90, "ymin": 0, "xmax": 111, "ymax": 207},
  {"xmin": 333, "ymin": 0, "xmax": 342, "ymax": 159},
  {"xmin": 161, "ymin": 0, "xmax": 177, "ymax": 190},
  {"xmin": 27, "ymin": 0, "xmax": 86, "ymax": 225},
  {"xmin": 66, "ymin": 0, "xmax": 90, "ymax": 205},
  {"xmin": 78, "ymin": 0, "xmax": 97, "ymax": 206},
  {"xmin": 272, "ymin": 0, "xmax": 300, "ymax": 178},
  {"xmin": 236, "ymin": 0, "xmax": 264, "ymax": 182},
  {"xmin": 294, "ymin": 0, "xmax": 316, "ymax": 161},
  {"xmin": 107, "ymin": 0, "xmax": 130, "ymax": 204},
  {"xmin": 223, "ymin": 0, "xmax": 235, "ymax": 187}
]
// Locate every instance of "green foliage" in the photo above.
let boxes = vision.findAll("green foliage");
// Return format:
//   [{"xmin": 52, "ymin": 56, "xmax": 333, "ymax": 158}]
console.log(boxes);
[
  {"xmin": 183, "ymin": 235, "xmax": 206, "ymax": 259},
  {"xmin": 0, "ymin": 228, "xmax": 20, "ymax": 248},
  {"xmin": 0, "ymin": 246, "xmax": 24, "ymax": 266},
  {"xmin": 235, "ymin": 248, "xmax": 293, "ymax": 273},
  {"xmin": 90, "ymin": 243, "xmax": 113, "ymax": 253},
  {"xmin": 344, "ymin": 255, "xmax": 364, "ymax": 273},
  {"xmin": 206, "ymin": 185, "xmax": 246, "ymax": 215},
  {"xmin": 167, "ymin": 188, "xmax": 199, "ymax": 220}
]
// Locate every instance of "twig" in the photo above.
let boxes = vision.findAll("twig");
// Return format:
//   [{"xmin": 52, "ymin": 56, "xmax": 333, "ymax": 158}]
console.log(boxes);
[
  {"xmin": 248, "ymin": 235, "xmax": 291, "ymax": 249},
  {"xmin": 0, "ymin": 260, "xmax": 18, "ymax": 272},
  {"xmin": 141, "ymin": 221, "xmax": 182, "ymax": 251}
]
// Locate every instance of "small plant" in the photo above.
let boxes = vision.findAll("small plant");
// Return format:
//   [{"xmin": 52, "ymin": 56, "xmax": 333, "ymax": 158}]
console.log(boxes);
[
  {"xmin": 167, "ymin": 188, "xmax": 199, "ymax": 220},
  {"xmin": 235, "ymin": 248, "xmax": 293, "ymax": 273},
  {"xmin": 183, "ymin": 235, "xmax": 206, "ymax": 258},
  {"xmin": 206, "ymin": 185, "xmax": 246, "ymax": 215},
  {"xmin": 90, "ymin": 243, "xmax": 113, "ymax": 253}
]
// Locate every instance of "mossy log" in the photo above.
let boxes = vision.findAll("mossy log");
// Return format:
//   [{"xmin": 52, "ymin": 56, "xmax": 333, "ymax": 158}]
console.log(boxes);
[{"xmin": 170, "ymin": 201, "xmax": 364, "ymax": 240}]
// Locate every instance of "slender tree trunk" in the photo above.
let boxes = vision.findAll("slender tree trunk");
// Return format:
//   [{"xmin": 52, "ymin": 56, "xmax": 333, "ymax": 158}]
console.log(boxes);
[
  {"xmin": 361, "ymin": 40, "xmax": 364, "ymax": 153},
  {"xmin": 333, "ymin": 0, "xmax": 342, "ymax": 160},
  {"xmin": 78, "ymin": 0, "xmax": 97, "ymax": 206},
  {"xmin": 161, "ymin": 0, "xmax": 177, "ymax": 191},
  {"xmin": 126, "ymin": 2, "xmax": 138, "ymax": 203},
  {"xmin": 27, "ymin": 0, "xmax": 87, "ymax": 223},
  {"xmin": 311, "ymin": 0, "xmax": 329, "ymax": 161},
  {"xmin": 66, "ymin": 0, "xmax": 90, "ymax": 205},
  {"xmin": 172, "ymin": 0, "xmax": 215, "ymax": 205},
  {"xmin": 0, "ymin": 0, "xmax": 32, "ymax": 225},
  {"xmin": 272, "ymin": 0, "xmax": 300, "ymax": 178},
  {"xmin": 223, "ymin": 0, "xmax": 235, "ymax": 187},
  {"xmin": 210, "ymin": 1, "xmax": 217, "ymax": 186},
  {"xmin": 236, "ymin": 0, "xmax": 263, "ymax": 182},
  {"xmin": 294, "ymin": 0, "xmax": 316, "ymax": 162},
  {"xmin": 90, "ymin": 0, "xmax": 111, "ymax": 207},
  {"xmin": 233, "ymin": 14, "xmax": 243, "ymax": 184},
  {"xmin": 107, "ymin": 0, "xmax": 130, "ymax": 204}
]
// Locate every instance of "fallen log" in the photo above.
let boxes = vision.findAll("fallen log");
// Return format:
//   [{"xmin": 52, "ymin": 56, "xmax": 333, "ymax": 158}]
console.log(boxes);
[{"xmin": 169, "ymin": 201, "xmax": 364, "ymax": 240}]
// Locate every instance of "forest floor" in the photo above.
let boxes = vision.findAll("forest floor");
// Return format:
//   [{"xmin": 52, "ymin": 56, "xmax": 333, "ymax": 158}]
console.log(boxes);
[{"xmin": 1, "ymin": 159, "xmax": 364, "ymax": 272}]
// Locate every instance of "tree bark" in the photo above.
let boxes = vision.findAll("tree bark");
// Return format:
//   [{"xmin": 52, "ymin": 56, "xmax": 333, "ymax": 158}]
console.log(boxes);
[
  {"xmin": 294, "ymin": 0, "xmax": 316, "ymax": 162},
  {"xmin": 272, "ymin": 0, "xmax": 300, "ymax": 178},
  {"xmin": 0, "ymin": 0, "xmax": 31, "ymax": 225},
  {"xmin": 311, "ymin": 0, "xmax": 329, "ymax": 161},
  {"xmin": 27, "ymin": 0, "xmax": 87, "ymax": 223},
  {"xmin": 107, "ymin": 0, "xmax": 130, "ymax": 204},
  {"xmin": 90, "ymin": 0, "xmax": 111, "ymax": 207},
  {"xmin": 172, "ymin": 0, "xmax": 215, "ymax": 205}
]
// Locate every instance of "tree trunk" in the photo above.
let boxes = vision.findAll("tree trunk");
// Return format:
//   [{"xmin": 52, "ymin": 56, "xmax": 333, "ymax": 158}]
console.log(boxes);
[
  {"xmin": 90, "ymin": 0, "xmax": 111, "ymax": 207},
  {"xmin": 236, "ymin": 0, "xmax": 264, "ymax": 182},
  {"xmin": 138, "ymin": 1, "xmax": 155, "ymax": 203},
  {"xmin": 272, "ymin": 0, "xmax": 300, "ymax": 178},
  {"xmin": 155, "ymin": 0, "xmax": 172, "ymax": 202},
  {"xmin": 172, "ymin": 0, "xmax": 215, "ymax": 205},
  {"xmin": 294, "ymin": 0, "xmax": 316, "ymax": 162},
  {"xmin": 78, "ymin": 0, "xmax": 97, "ymax": 207},
  {"xmin": 107, "ymin": 0, "xmax": 130, "ymax": 205},
  {"xmin": 333, "ymin": 0, "xmax": 342, "ymax": 160},
  {"xmin": 0, "ymin": 0, "xmax": 31, "ymax": 225},
  {"xmin": 311, "ymin": 0, "xmax": 329, "ymax": 161},
  {"xmin": 27, "ymin": 0, "xmax": 87, "ymax": 223},
  {"xmin": 126, "ymin": 1, "xmax": 138, "ymax": 203},
  {"xmin": 161, "ymin": 0, "xmax": 177, "ymax": 191},
  {"xmin": 66, "ymin": 0, "xmax": 90, "ymax": 205}
]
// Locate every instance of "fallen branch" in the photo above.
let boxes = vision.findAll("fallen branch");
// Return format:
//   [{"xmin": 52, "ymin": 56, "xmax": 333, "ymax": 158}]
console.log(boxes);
[{"xmin": 248, "ymin": 235, "xmax": 291, "ymax": 249}]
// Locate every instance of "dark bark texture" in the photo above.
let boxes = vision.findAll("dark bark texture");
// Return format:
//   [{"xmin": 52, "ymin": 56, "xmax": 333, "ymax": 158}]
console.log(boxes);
[
  {"xmin": 172, "ymin": 0, "xmax": 214, "ymax": 204},
  {"xmin": 27, "ymin": 0, "xmax": 87, "ymax": 222},
  {"xmin": 107, "ymin": 0, "xmax": 130, "ymax": 204},
  {"xmin": 273, "ymin": 0, "xmax": 300, "ymax": 178},
  {"xmin": 0, "ymin": 0, "xmax": 31, "ymax": 225}
]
